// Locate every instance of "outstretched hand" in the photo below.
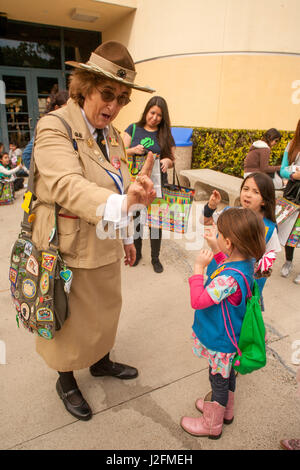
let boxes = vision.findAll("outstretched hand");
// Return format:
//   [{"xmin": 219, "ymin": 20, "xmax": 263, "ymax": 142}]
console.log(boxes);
[
  {"xmin": 293, "ymin": 170, "xmax": 300, "ymax": 181},
  {"xmin": 208, "ymin": 190, "xmax": 221, "ymax": 209},
  {"xmin": 194, "ymin": 249, "xmax": 214, "ymax": 275},
  {"xmin": 204, "ymin": 224, "xmax": 219, "ymax": 253}
]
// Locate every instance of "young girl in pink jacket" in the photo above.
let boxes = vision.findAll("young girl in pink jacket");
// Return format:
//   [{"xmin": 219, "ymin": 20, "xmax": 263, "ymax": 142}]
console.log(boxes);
[{"xmin": 181, "ymin": 208, "xmax": 266, "ymax": 439}]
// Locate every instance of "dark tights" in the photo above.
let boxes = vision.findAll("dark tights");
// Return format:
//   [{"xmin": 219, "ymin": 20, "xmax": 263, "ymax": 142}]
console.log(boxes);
[
  {"xmin": 285, "ymin": 245, "xmax": 295, "ymax": 262},
  {"xmin": 58, "ymin": 353, "xmax": 111, "ymax": 392},
  {"xmin": 58, "ymin": 371, "xmax": 77, "ymax": 392},
  {"xmin": 134, "ymin": 211, "xmax": 162, "ymax": 261},
  {"xmin": 209, "ymin": 366, "xmax": 236, "ymax": 407}
]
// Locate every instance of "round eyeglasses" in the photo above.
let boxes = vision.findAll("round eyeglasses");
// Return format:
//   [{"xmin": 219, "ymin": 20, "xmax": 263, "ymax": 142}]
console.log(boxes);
[{"xmin": 97, "ymin": 88, "xmax": 131, "ymax": 106}]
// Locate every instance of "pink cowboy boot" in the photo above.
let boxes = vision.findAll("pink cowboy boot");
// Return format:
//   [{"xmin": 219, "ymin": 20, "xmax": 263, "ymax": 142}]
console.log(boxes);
[
  {"xmin": 195, "ymin": 391, "xmax": 235, "ymax": 425},
  {"xmin": 180, "ymin": 401, "xmax": 225, "ymax": 439},
  {"xmin": 280, "ymin": 439, "xmax": 300, "ymax": 450}
]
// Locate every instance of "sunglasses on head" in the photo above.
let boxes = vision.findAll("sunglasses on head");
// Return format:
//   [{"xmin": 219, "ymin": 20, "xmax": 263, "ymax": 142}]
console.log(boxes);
[{"xmin": 97, "ymin": 88, "xmax": 131, "ymax": 106}]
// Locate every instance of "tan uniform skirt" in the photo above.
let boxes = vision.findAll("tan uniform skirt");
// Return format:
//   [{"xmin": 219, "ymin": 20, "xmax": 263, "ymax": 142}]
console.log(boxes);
[{"xmin": 36, "ymin": 260, "xmax": 121, "ymax": 372}]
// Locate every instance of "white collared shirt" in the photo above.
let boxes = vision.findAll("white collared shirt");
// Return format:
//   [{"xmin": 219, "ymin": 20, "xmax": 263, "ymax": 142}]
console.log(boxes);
[{"xmin": 80, "ymin": 108, "xmax": 133, "ymax": 244}]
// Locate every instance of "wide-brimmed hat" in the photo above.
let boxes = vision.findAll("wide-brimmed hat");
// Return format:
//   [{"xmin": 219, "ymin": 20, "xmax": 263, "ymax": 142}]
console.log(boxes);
[{"xmin": 65, "ymin": 41, "xmax": 155, "ymax": 93}]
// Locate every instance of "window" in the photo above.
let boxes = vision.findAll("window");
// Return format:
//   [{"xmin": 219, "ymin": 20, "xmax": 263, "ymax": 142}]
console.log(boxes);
[
  {"xmin": 0, "ymin": 21, "xmax": 101, "ymax": 70},
  {"xmin": 0, "ymin": 22, "xmax": 61, "ymax": 69}
]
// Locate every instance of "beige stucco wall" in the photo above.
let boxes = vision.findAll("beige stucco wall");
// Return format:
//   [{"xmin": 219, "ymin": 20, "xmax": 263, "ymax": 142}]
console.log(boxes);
[
  {"xmin": 105, "ymin": 0, "xmax": 300, "ymax": 57},
  {"xmin": 104, "ymin": 0, "xmax": 300, "ymax": 132},
  {"xmin": 114, "ymin": 53, "xmax": 300, "ymax": 133}
]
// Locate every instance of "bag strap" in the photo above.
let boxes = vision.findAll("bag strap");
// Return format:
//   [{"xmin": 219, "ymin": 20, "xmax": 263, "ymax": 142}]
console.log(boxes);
[
  {"xmin": 171, "ymin": 166, "xmax": 182, "ymax": 189},
  {"xmin": 21, "ymin": 113, "xmax": 77, "ymax": 247},
  {"xmin": 222, "ymin": 267, "xmax": 252, "ymax": 299},
  {"xmin": 219, "ymin": 266, "xmax": 252, "ymax": 356},
  {"xmin": 221, "ymin": 300, "xmax": 242, "ymax": 356},
  {"xmin": 129, "ymin": 123, "xmax": 137, "ymax": 172},
  {"xmin": 131, "ymin": 123, "xmax": 136, "ymax": 145}
]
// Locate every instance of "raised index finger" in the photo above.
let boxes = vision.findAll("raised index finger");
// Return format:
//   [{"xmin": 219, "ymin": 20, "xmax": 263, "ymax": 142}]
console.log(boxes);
[{"xmin": 139, "ymin": 151, "xmax": 155, "ymax": 177}]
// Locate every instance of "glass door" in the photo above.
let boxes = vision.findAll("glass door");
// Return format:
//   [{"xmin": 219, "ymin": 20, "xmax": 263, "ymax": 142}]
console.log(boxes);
[
  {"xmin": 0, "ymin": 71, "xmax": 33, "ymax": 150},
  {"xmin": 30, "ymin": 71, "xmax": 65, "ymax": 130},
  {"xmin": 0, "ymin": 68, "xmax": 64, "ymax": 151}
]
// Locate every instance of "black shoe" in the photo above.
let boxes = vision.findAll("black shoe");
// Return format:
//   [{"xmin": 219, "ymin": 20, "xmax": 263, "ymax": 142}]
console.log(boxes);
[
  {"xmin": 152, "ymin": 259, "xmax": 164, "ymax": 273},
  {"xmin": 56, "ymin": 379, "xmax": 92, "ymax": 421},
  {"xmin": 132, "ymin": 254, "xmax": 142, "ymax": 267},
  {"xmin": 90, "ymin": 360, "xmax": 138, "ymax": 380}
]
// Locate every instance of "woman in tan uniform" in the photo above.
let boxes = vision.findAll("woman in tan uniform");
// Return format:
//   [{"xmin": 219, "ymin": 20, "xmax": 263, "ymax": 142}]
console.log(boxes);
[{"xmin": 32, "ymin": 41, "xmax": 155, "ymax": 420}]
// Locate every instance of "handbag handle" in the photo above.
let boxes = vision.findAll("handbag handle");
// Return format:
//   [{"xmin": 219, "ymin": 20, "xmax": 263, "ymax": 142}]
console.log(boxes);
[
  {"xmin": 130, "ymin": 123, "xmax": 136, "ymax": 146},
  {"xmin": 171, "ymin": 166, "xmax": 182, "ymax": 189}
]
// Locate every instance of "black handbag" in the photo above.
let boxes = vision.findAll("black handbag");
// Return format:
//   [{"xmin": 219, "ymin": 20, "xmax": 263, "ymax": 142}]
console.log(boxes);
[
  {"xmin": 9, "ymin": 115, "xmax": 75, "ymax": 339},
  {"xmin": 283, "ymin": 179, "xmax": 300, "ymax": 205}
]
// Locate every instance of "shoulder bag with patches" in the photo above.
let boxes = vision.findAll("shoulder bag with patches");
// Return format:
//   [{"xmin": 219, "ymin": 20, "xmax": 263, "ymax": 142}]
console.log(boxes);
[{"xmin": 9, "ymin": 114, "xmax": 76, "ymax": 340}]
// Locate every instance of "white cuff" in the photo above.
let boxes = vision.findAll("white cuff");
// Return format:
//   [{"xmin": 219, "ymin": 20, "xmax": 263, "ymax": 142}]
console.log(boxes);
[
  {"xmin": 123, "ymin": 236, "xmax": 134, "ymax": 245},
  {"xmin": 104, "ymin": 194, "xmax": 130, "ymax": 229}
]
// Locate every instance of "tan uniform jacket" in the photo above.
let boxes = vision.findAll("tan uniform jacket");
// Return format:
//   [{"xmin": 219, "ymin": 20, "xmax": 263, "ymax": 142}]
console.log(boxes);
[
  {"xmin": 32, "ymin": 98, "xmax": 131, "ymax": 269},
  {"xmin": 32, "ymin": 99, "xmax": 132, "ymax": 370}
]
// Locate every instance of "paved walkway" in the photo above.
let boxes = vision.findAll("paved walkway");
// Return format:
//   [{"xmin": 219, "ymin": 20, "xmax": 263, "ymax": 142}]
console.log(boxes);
[{"xmin": 0, "ymin": 189, "xmax": 299, "ymax": 450}]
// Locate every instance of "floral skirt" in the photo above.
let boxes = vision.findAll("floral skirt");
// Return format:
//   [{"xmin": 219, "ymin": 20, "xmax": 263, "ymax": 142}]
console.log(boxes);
[{"xmin": 191, "ymin": 332, "xmax": 236, "ymax": 378}]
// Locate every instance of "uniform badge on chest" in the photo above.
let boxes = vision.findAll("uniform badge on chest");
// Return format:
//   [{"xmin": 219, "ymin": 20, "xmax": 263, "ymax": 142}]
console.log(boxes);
[
  {"xmin": 110, "ymin": 137, "xmax": 119, "ymax": 147},
  {"xmin": 111, "ymin": 156, "xmax": 121, "ymax": 170}
]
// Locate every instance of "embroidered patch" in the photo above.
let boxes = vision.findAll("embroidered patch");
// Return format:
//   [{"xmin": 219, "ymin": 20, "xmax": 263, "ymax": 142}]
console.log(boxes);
[
  {"xmin": 40, "ymin": 271, "xmax": 50, "ymax": 295},
  {"xmin": 38, "ymin": 328, "xmax": 52, "ymax": 340},
  {"xmin": 20, "ymin": 302, "xmax": 30, "ymax": 321},
  {"xmin": 111, "ymin": 156, "xmax": 121, "ymax": 169},
  {"xmin": 111, "ymin": 138, "xmax": 119, "ymax": 147},
  {"xmin": 26, "ymin": 255, "xmax": 39, "ymax": 277},
  {"xmin": 22, "ymin": 278, "xmax": 37, "ymax": 299},
  {"xmin": 41, "ymin": 253, "xmax": 56, "ymax": 272},
  {"xmin": 36, "ymin": 307, "xmax": 53, "ymax": 322},
  {"xmin": 210, "ymin": 265, "xmax": 226, "ymax": 279},
  {"xmin": 13, "ymin": 299, "xmax": 21, "ymax": 312},
  {"xmin": 12, "ymin": 254, "xmax": 20, "ymax": 264},
  {"xmin": 9, "ymin": 267, "xmax": 18, "ymax": 285},
  {"xmin": 24, "ymin": 241, "xmax": 33, "ymax": 257}
]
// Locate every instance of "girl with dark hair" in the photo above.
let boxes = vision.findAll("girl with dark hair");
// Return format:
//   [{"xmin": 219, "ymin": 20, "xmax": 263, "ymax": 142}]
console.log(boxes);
[
  {"xmin": 0, "ymin": 152, "xmax": 24, "ymax": 191},
  {"xmin": 244, "ymin": 128, "xmax": 283, "ymax": 189},
  {"xmin": 123, "ymin": 96, "xmax": 175, "ymax": 273},
  {"xmin": 181, "ymin": 208, "xmax": 266, "ymax": 439},
  {"xmin": 279, "ymin": 119, "xmax": 300, "ymax": 284},
  {"xmin": 202, "ymin": 172, "xmax": 281, "ymax": 299}
]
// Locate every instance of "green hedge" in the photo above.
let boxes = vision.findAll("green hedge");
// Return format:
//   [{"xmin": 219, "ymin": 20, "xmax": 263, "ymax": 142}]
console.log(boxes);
[{"xmin": 191, "ymin": 127, "xmax": 295, "ymax": 177}]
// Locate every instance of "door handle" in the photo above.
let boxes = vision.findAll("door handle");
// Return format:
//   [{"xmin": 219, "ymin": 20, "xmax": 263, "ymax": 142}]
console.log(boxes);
[{"xmin": 28, "ymin": 117, "xmax": 33, "ymax": 129}]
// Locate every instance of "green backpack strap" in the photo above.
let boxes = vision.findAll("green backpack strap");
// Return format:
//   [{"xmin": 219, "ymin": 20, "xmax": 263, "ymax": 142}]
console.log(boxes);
[{"xmin": 221, "ymin": 267, "xmax": 266, "ymax": 374}]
